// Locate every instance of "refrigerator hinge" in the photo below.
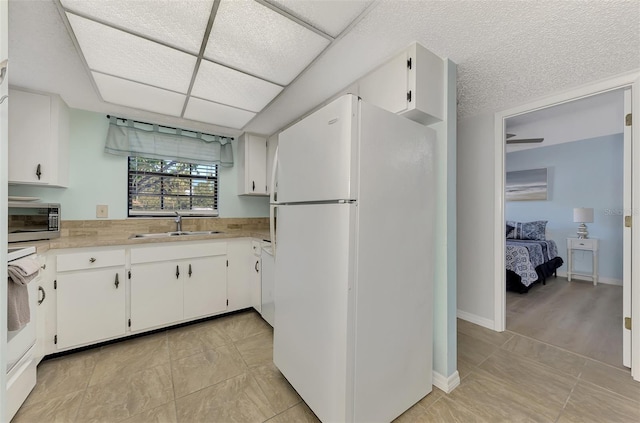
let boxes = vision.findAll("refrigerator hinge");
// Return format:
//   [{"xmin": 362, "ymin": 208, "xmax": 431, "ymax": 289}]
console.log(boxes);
[
  {"xmin": 407, "ymin": 57, "xmax": 412, "ymax": 69},
  {"xmin": 407, "ymin": 90, "xmax": 412, "ymax": 102},
  {"xmin": 626, "ymin": 113, "xmax": 632, "ymax": 126}
]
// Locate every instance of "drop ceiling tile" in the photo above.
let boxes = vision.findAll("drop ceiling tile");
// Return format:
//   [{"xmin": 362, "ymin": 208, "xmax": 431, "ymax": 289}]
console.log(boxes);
[
  {"xmin": 61, "ymin": 0, "xmax": 213, "ymax": 54},
  {"xmin": 92, "ymin": 72, "xmax": 186, "ymax": 116},
  {"xmin": 204, "ymin": 0, "xmax": 330, "ymax": 86},
  {"xmin": 67, "ymin": 13, "xmax": 196, "ymax": 93},
  {"xmin": 184, "ymin": 97, "xmax": 256, "ymax": 129},
  {"xmin": 192, "ymin": 60, "xmax": 283, "ymax": 113},
  {"xmin": 269, "ymin": 0, "xmax": 372, "ymax": 38}
]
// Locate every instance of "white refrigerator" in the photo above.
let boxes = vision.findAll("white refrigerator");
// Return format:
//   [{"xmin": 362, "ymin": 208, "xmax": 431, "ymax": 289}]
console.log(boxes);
[{"xmin": 270, "ymin": 94, "xmax": 436, "ymax": 423}]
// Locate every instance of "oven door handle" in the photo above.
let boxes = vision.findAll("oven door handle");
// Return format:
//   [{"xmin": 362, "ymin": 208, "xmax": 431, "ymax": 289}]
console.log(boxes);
[{"xmin": 38, "ymin": 286, "xmax": 46, "ymax": 305}]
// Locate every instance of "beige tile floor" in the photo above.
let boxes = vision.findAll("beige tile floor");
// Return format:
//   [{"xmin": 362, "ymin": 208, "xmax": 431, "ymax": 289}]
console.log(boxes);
[{"xmin": 12, "ymin": 310, "xmax": 640, "ymax": 423}]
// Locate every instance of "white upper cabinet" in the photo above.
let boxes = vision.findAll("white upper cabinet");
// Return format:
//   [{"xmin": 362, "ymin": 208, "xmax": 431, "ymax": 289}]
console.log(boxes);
[
  {"xmin": 8, "ymin": 88, "xmax": 70, "ymax": 187},
  {"xmin": 266, "ymin": 134, "xmax": 279, "ymax": 194},
  {"xmin": 358, "ymin": 42, "xmax": 444, "ymax": 125},
  {"xmin": 237, "ymin": 132, "xmax": 268, "ymax": 196}
]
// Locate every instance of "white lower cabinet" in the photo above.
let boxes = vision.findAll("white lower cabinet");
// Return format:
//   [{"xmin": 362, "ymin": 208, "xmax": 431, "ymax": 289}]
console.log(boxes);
[
  {"xmin": 55, "ymin": 248, "xmax": 126, "ymax": 350},
  {"xmin": 183, "ymin": 255, "xmax": 227, "ymax": 320},
  {"xmin": 129, "ymin": 261, "xmax": 184, "ymax": 332},
  {"xmin": 43, "ymin": 238, "xmax": 260, "ymax": 353},
  {"xmin": 130, "ymin": 241, "xmax": 228, "ymax": 332},
  {"xmin": 226, "ymin": 238, "xmax": 262, "ymax": 313}
]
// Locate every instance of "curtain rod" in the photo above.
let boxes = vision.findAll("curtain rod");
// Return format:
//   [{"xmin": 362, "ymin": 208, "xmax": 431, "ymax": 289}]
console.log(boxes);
[{"xmin": 106, "ymin": 115, "xmax": 234, "ymax": 141}]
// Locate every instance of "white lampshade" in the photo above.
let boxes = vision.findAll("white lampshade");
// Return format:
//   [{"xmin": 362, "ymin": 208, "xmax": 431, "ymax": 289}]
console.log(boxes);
[{"xmin": 573, "ymin": 207, "xmax": 594, "ymax": 223}]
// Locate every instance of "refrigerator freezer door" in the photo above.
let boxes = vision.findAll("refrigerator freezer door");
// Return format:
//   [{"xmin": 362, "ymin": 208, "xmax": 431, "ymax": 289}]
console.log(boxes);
[
  {"xmin": 273, "ymin": 203, "xmax": 356, "ymax": 423},
  {"xmin": 277, "ymin": 95, "xmax": 358, "ymax": 203}
]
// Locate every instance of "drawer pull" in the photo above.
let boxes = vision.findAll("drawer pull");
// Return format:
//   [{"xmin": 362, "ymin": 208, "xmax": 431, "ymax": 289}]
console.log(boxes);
[
  {"xmin": 38, "ymin": 286, "xmax": 46, "ymax": 305},
  {"xmin": 114, "ymin": 273, "xmax": 120, "ymax": 289},
  {"xmin": 89, "ymin": 257, "xmax": 96, "ymax": 263}
]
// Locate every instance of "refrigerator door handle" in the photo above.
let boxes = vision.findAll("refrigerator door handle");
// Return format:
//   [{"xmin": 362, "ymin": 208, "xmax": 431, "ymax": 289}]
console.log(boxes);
[
  {"xmin": 270, "ymin": 146, "xmax": 279, "ymax": 204},
  {"xmin": 270, "ymin": 146, "xmax": 279, "ymax": 258},
  {"xmin": 270, "ymin": 205, "xmax": 277, "ymax": 259}
]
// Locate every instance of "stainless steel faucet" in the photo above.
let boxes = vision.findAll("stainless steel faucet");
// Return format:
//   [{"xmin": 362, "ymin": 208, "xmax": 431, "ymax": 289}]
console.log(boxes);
[{"xmin": 174, "ymin": 211, "xmax": 182, "ymax": 232}]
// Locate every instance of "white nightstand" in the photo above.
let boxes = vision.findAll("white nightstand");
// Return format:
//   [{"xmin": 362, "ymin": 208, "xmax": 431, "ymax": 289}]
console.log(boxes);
[{"xmin": 567, "ymin": 237, "xmax": 599, "ymax": 285}]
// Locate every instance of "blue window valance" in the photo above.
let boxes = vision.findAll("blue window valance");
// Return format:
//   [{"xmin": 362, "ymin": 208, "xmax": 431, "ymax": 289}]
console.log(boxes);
[{"xmin": 104, "ymin": 116, "xmax": 233, "ymax": 167}]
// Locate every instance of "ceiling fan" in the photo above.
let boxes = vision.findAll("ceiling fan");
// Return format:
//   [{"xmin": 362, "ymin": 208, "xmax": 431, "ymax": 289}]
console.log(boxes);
[{"xmin": 505, "ymin": 133, "xmax": 544, "ymax": 144}]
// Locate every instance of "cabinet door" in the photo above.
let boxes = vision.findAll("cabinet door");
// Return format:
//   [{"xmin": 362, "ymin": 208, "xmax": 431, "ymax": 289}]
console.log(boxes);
[
  {"xmin": 130, "ymin": 261, "xmax": 183, "ymax": 332},
  {"xmin": 227, "ymin": 240, "xmax": 252, "ymax": 312},
  {"xmin": 56, "ymin": 268, "xmax": 126, "ymax": 349},
  {"xmin": 266, "ymin": 135, "xmax": 278, "ymax": 194},
  {"xmin": 358, "ymin": 51, "xmax": 409, "ymax": 115},
  {"xmin": 247, "ymin": 135, "xmax": 267, "ymax": 194},
  {"xmin": 183, "ymin": 255, "xmax": 227, "ymax": 320},
  {"xmin": 238, "ymin": 133, "xmax": 268, "ymax": 196},
  {"xmin": 8, "ymin": 89, "xmax": 52, "ymax": 184}
]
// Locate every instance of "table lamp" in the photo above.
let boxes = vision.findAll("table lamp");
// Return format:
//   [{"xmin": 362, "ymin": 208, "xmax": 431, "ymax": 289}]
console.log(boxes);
[{"xmin": 573, "ymin": 207, "xmax": 594, "ymax": 239}]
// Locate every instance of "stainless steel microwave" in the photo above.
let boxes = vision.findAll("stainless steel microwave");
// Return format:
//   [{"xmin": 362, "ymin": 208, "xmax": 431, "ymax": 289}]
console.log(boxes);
[{"xmin": 8, "ymin": 202, "xmax": 61, "ymax": 242}]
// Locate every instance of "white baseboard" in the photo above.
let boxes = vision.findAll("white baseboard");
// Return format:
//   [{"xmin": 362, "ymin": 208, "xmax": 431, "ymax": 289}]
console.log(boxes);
[
  {"xmin": 555, "ymin": 270, "xmax": 622, "ymax": 286},
  {"xmin": 456, "ymin": 310, "xmax": 495, "ymax": 330},
  {"xmin": 432, "ymin": 370, "xmax": 460, "ymax": 393}
]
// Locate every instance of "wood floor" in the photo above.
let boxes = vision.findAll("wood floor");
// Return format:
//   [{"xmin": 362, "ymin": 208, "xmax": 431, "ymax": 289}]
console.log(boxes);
[{"xmin": 507, "ymin": 276, "xmax": 623, "ymax": 368}]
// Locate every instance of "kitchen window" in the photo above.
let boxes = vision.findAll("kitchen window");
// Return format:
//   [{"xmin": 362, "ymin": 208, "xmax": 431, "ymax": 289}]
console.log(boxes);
[{"xmin": 128, "ymin": 156, "xmax": 218, "ymax": 217}]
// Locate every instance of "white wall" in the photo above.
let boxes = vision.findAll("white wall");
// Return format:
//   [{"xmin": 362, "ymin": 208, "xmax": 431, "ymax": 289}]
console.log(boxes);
[
  {"xmin": 457, "ymin": 112, "xmax": 497, "ymax": 324},
  {"xmin": 9, "ymin": 108, "xmax": 270, "ymax": 220}
]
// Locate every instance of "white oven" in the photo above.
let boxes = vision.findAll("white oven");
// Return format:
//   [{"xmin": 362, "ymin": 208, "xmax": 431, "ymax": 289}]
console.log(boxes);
[{"xmin": 6, "ymin": 245, "xmax": 39, "ymax": 421}]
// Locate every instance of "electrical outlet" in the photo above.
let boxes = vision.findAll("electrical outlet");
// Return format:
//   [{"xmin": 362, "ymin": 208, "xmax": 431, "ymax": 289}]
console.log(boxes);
[{"xmin": 96, "ymin": 205, "xmax": 108, "ymax": 218}]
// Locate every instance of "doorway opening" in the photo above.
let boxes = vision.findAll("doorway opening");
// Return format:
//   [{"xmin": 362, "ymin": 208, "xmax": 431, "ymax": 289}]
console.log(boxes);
[{"xmin": 493, "ymin": 73, "xmax": 639, "ymax": 380}]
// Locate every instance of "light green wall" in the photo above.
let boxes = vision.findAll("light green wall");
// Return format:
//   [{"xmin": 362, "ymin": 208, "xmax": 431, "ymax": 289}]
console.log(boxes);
[{"xmin": 9, "ymin": 109, "xmax": 270, "ymax": 219}]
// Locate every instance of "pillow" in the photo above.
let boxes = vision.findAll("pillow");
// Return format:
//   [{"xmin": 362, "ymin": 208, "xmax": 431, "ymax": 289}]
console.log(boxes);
[
  {"xmin": 506, "ymin": 220, "xmax": 547, "ymax": 240},
  {"xmin": 506, "ymin": 224, "xmax": 515, "ymax": 237}
]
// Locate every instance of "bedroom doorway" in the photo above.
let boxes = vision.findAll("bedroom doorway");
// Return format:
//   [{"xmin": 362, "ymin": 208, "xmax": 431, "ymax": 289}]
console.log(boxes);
[
  {"xmin": 493, "ymin": 73, "xmax": 640, "ymax": 381},
  {"xmin": 504, "ymin": 89, "xmax": 626, "ymax": 368}
]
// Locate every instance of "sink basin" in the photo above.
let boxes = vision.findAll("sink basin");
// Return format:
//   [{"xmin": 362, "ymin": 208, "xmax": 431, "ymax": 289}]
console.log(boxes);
[{"xmin": 131, "ymin": 231, "xmax": 224, "ymax": 239}]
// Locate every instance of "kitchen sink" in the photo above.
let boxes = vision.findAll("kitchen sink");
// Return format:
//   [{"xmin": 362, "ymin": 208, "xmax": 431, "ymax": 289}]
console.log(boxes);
[{"xmin": 130, "ymin": 231, "xmax": 224, "ymax": 239}]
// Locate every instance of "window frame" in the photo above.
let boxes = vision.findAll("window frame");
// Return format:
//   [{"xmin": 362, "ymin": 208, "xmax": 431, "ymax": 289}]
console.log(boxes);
[{"xmin": 127, "ymin": 156, "xmax": 219, "ymax": 217}]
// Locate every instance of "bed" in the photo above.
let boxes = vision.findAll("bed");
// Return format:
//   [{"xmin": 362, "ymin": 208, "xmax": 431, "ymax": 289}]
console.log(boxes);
[{"xmin": 505, "ymin": 221, "xmax": 564, "ymax": 293}]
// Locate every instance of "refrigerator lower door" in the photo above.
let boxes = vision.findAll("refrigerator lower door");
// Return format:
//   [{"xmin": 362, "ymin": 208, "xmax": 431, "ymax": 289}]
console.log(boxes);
[{"xmin": 273, "ymin": 203, "xmax": 356, "ymax": 423}]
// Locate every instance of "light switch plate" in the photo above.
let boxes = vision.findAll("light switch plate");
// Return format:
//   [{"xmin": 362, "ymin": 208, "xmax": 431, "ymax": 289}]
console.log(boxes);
[{"xmin": 96, "ymin": 205, "xmax": 108, "ymax": 218}]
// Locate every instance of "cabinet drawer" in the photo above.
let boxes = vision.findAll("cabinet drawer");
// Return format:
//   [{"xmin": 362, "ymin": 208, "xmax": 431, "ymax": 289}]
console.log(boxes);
[
  {"xmin": 568, "ymin": 238, "xmax": 597, "ymax": 250},
  {"xmin": 131, "ymin": 241, "xmax": 227, "ymax": 264},
  {"xmin": 57, "ymin": 249, "xmax": 126, "ymax": 272}
]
